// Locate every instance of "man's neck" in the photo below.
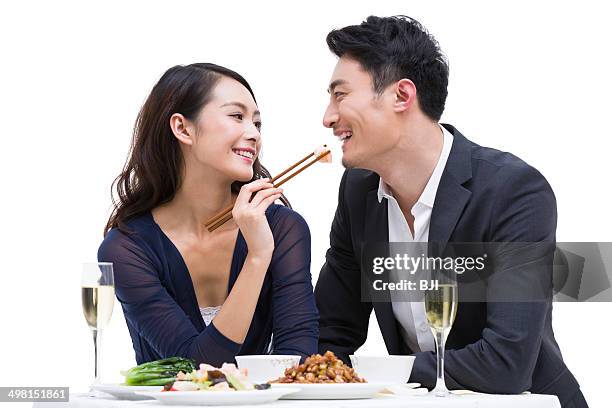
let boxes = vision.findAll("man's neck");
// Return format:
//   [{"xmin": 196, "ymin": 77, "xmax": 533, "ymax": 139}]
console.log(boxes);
[{"xmin": 376, "ymin": 121, "xmax": 444, "ymax": 212}]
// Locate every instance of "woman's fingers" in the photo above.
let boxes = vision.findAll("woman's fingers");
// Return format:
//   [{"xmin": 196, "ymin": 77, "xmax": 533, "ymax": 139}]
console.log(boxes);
[
  {"xmin": 257, "ymin": 193, "xmax": 283, "ymax": 211},
  {"xmin": 230, "ymin": 181, "xmax": 282, "ymax": 259},
  {"xmin": 250, "ymin": 187, "xmax": 283, "ymax": 207},
  {"xmin": 235, "ymin": 178, "xmax": 273, "ymax": 207}
]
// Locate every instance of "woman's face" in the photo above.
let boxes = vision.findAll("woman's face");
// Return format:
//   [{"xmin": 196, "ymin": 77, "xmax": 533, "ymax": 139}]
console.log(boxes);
[{"xmin": 188, "ymin": 76, "xmax": 262, "ymax": 182}]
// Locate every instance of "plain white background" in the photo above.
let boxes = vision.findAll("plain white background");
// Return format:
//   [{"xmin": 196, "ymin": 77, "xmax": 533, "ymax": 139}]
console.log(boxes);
[{"xmin": 1, "ymin": 1, "xmax": 610, "ymax": 407}]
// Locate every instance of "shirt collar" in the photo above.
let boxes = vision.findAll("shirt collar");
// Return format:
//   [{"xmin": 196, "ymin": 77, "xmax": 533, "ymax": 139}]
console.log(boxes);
[
  {"xmin": 377, "ymin": 124, "xmax": 454, "ymax": 207},
  {"xmin": 377, "ymin": 176, "xmax": 393, "ymax": 202}
]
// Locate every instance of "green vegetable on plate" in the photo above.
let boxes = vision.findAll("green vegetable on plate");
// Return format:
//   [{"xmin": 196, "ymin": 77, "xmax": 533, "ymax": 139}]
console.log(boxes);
[{"xmin": 120, "ymin": 357, "xmax": 196, "ymax": 386}]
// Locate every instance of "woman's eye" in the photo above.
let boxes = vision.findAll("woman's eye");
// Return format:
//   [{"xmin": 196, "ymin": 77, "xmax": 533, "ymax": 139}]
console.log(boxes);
[
  {"xmin": 231, "ymin": 113, "xmax": 244, "ymax": 120},
  {"xmin": 254, "ymin": 121, "xmax": 262, "ymax": 131}
]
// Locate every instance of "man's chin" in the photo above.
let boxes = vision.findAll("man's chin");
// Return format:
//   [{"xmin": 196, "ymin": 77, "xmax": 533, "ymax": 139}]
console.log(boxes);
[
  {"xmin": 341, "ymin": 158, "xmax": 354, "ymax": 169},
  {"xmin": 341, "ymin": 154, "xmax": 360, "ymax": 169}
]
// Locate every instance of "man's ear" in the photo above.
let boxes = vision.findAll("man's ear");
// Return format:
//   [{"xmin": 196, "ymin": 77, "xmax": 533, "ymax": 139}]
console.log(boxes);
[
  {"xmin": 393, "ymin": 79, "xmax": 417, "ymax": 113},
  {"xmin": 169, "ymin": 113, "xmax": 194, "ymax": 146}
]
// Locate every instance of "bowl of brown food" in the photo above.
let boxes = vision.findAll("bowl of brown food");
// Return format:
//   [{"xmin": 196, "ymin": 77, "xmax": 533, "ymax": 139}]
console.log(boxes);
[
  {"xmin": 271, "ymin": 351, "xmax": 365, "ymax": 384},
  {"xmin": 269, "ymin": 351, "xmax": 387, "ymax": 399}
]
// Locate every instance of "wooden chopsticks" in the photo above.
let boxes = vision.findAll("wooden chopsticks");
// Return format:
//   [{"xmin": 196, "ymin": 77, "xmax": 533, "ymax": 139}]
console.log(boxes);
[{"xmin": 205, "ymin": 146, "xmax": 331, "ymax": 232}]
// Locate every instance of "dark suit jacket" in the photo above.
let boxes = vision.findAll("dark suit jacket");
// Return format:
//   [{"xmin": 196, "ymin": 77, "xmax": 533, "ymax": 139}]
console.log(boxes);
[{"xmin": 315, "ymin": 124, "xmax": 586, "ymax": 407}]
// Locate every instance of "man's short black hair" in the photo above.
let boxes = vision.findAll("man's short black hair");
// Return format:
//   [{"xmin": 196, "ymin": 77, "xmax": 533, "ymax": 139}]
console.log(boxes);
[{"xmin": 327, "ymin": 15, "xmax": 449, "ymax": 121}]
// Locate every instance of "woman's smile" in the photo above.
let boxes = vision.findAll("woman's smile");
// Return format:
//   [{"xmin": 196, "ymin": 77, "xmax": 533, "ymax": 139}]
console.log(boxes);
[{"xmin": 232, "ymin": 147, "xmax": 256, "ymax": 163}]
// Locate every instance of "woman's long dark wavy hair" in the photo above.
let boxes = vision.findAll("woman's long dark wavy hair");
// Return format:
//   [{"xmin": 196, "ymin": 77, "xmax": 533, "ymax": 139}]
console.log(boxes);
[{"xmin": 104, "ymin": 63, "xmax": 290, "ymax": 236}]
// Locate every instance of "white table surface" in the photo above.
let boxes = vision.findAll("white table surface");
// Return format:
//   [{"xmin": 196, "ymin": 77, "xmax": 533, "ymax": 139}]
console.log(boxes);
[{"xmin": 34, "ymin": 391, "xmax": 561, "ymax": 408}]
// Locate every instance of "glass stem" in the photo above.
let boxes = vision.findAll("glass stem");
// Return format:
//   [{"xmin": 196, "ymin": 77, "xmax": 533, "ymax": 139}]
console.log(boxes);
[
  {"xmin": 433, "ymin": 329, "xmax": 449, "ymax": 396},
  {"xmin": 92, "ymin": 329, "xmax": 100, "ymax": 384}
]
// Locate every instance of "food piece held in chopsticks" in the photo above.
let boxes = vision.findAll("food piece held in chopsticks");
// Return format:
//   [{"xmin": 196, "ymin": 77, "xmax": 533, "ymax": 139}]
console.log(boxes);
[
  {"xmin": 314, "ymin": 144, "xmax": 332, "ymax": 163},
  {"xmin": 269, "ymin": 351, "xmax": 366, "ymax": 384}
]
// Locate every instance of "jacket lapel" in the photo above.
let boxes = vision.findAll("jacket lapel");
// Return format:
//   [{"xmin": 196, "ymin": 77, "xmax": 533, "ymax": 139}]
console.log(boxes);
[{"xmin": 428, "ymin": 124, "xmax": 473, "ymax": 252}]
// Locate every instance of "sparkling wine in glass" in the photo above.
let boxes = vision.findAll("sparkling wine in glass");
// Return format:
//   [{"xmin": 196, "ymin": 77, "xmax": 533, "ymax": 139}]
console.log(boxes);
[
  {"xmin": 82, "ymin": 262, "xmax": 114, "ymax": 392},
  {"xmin": 425, "ymin": 273, "xmax": 458, "ymax": 397}
]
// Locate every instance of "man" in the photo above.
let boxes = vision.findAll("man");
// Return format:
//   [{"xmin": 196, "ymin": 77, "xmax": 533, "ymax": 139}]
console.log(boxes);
[{"xmin": 315, "ymin": 15, "xmax": 587, "ymax": 408}]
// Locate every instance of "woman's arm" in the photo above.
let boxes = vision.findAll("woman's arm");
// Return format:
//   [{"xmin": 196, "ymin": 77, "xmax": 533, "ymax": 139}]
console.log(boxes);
[
  {"xmin": 268, "ymin": 207, "xmax": 319, "ymax": 360},
  {"xmin": 98, "ymin": 230, "xmax": 242, "ymax": 366}
]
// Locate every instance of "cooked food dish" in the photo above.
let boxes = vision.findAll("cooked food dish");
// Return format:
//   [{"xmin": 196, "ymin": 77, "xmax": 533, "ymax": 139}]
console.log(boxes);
[
  {"xmin": 121, "ymin": 357, "xmax": 196, "ymax": 386},
  {"xmin": 165, "ymin": 363, "xmax": 271, "ymax": 392},
  {"xmin": 270, "ymin": 351, "xmax": 366, "ymax": 384},
  {"xmin": 121, "ymin": 357, "xmax": 270, "ymax": 392}
]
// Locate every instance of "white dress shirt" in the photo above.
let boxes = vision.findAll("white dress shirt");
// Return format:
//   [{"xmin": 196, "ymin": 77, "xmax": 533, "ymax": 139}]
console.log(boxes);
[{"xmin": 377, "ymin": 125, "xmax": 454, "ymax": 352}]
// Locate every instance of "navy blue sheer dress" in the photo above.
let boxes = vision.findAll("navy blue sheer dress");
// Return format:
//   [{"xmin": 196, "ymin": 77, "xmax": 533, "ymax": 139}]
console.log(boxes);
[{"xmin": 98, "ymin": 204, "xmax": 319, "ymax": 366}]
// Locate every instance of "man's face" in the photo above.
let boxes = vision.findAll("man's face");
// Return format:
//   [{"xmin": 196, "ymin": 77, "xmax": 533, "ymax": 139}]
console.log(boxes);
[{"xmin": 323, "ymin": 56, "xmax": 397, "ymax": 169}]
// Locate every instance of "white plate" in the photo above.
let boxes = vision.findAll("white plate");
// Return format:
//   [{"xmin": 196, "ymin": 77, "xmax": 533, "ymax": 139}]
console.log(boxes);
[
  {"xmin": 272, "ymin": 382, "xmax": 388, "ymax": 399},
  {"xmin": 136, "ymin": 387, "xmax": 300, "ymax": 406},
  {"xmin": 90, "ymin": 383, "xmax": 162, "ymax": 400}
]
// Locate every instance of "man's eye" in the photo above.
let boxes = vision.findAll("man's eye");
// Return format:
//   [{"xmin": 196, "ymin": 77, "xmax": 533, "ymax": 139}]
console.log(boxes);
[
  {"xmin": 334, "ymin": 92, "xmax": 345, "ymax": 99},
  {"xmin": 231, "ymin": 113, "xmax": 244, "ymax": 120}
]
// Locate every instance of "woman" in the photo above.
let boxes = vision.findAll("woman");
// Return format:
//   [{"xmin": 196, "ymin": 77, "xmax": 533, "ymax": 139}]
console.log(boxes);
[{"xmin": 98, "ymin": 63, "xmax": 319, "ymax": 366}]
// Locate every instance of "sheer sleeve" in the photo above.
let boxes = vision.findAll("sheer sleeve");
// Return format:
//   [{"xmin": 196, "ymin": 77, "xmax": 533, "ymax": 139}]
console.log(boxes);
[
  {"xmin": 98, "ymin": 229, "xmax": 242, "ymax": 366},
  {"xmin": 267, "ymin": 207, "xmax": 319, "ymax": 360}
]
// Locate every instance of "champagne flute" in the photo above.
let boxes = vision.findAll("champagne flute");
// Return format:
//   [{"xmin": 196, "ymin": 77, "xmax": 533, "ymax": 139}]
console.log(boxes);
[
  {"xmin": 81, "ymin": 262, "xmax": 115, "ymax": 393},
  {"xmin": 424, "ymin": 268, "xmax": 458, "ymax": 397}
]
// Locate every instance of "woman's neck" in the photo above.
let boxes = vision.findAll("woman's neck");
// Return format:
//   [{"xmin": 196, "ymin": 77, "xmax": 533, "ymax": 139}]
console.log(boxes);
[{"xmin": 153, "ymin": 166, "xmax": 236, "ymax": 238}]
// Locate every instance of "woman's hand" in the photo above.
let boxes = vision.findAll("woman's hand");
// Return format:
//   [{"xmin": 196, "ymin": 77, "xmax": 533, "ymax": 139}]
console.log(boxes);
[{"xmin": 232, "ymin": 178, "xmax": 283, "ymax": 260}]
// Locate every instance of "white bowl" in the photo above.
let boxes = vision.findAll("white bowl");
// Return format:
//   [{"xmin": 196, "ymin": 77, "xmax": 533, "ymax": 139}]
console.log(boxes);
[
  {"xmin": 235, "ymin": 355, "xmax": 301, "ymax": 383},
  {"xmin": 349, "ymin": 355, "xmax": 415, "ymax": 384}
]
